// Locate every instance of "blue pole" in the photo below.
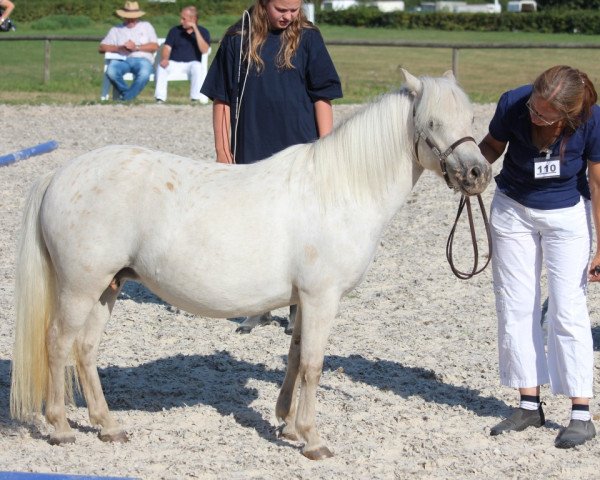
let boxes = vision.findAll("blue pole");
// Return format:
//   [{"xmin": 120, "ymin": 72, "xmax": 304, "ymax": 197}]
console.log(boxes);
[{"xmin": 0, "ymin": 140, "xmax": 59, "ymax": 167}]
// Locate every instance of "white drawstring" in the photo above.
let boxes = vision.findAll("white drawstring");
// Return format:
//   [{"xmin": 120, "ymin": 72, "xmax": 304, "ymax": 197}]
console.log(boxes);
[{"xmin": 232, "ymin": 10, "xmax": 251, "ymax": 163}]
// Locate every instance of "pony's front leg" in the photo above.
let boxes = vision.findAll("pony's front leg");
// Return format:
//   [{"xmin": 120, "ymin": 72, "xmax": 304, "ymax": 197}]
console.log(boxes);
[
  {"xmin": 276, "ymin": 306, "xmax": 302, "ymax": 440},
  {"xmin": 75, "ymin": 287, "xmax": 127, "ymax": 443},
  {"xmin": 295, "ymin": 294, "xmax": 337, "ymax": 460}
]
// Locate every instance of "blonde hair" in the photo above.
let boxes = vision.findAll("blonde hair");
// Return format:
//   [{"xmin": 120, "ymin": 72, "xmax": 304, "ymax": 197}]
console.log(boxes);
[
  {"xmin": 533, "ymin": 65, "xmax": 598, "ymax": 133},
  {"xmin": 227, "ymin": 0, "xmax": 314, "ymax": 72}
]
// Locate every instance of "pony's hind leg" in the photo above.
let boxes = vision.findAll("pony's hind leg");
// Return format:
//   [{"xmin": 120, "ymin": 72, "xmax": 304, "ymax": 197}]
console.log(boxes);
[
  {"xmin": 74, "ymin": 285, "xmax": 127, "ymax": 443},
  {"xmin": 45, "ymin": 294, "xmax": 98, "ymax": 445},
  {"xmin": 276, "ymin": 305, "xmax": 302, "ymax": 441},
  {"xmin": 285, "ymin": 304, "xmax": 297, "ymax": 335},
  {"xmin": 237, "ymin": 306, "xmax": 296, "ymax": 334},
  {"xmin": 235, "ymin": 311, "xmax": 274, "ymax": 333}
]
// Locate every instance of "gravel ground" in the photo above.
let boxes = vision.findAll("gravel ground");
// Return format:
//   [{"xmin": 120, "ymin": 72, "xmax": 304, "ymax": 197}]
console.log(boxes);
[{"xmin": 1, "ymin": 100, "xmax": 600, "ymax": 479}]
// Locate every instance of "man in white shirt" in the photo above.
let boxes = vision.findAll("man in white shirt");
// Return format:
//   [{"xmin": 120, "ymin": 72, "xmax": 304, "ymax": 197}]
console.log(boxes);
[{"xmin": 99, "ymin": 1, "xmax": 158, "ymax": 101}]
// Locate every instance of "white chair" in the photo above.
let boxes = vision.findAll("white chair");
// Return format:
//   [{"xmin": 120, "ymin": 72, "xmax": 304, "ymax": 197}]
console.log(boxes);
[{"xmin": 100, "ymin": 38, "xmax": 211, "ymax": 101}]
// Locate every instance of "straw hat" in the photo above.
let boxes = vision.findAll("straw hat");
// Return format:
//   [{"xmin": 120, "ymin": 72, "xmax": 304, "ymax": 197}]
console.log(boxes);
[{"xmin": 116, "ymin": 1, "xmax": 146, "ymax": 19}]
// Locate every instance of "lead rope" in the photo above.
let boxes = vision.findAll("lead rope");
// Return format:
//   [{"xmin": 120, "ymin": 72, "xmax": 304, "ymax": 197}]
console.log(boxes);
[{"xmin": 446, "ymin": 193, "xmax": 492, "ymax": 280}]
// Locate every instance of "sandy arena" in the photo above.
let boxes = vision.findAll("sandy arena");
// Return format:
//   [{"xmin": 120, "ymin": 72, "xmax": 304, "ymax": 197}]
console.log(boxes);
[{"xmin": 1, "ymin": 101, "xmax": 600, "ymax": 479}]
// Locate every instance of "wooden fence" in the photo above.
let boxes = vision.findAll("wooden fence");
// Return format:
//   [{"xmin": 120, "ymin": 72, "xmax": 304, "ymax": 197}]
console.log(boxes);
[{"xmin": 2, "ymin": 35, "xmax": 600, "ymax": 83}]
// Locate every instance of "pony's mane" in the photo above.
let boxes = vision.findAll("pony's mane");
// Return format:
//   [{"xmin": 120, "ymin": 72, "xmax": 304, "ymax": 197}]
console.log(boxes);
[
  {"xmin": 308, "ymin": 90, "xmax": 412, "ymax": 206},
  {"xmin": 297, "ymin": 75, "xmax": 469, "ymax": 207}
]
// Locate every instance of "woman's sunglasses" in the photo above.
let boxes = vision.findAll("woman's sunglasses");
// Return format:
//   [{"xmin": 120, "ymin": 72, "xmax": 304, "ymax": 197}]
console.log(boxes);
[{"xmin": 526, "ymin": 98, "xmax": 564, "ymax": 126}]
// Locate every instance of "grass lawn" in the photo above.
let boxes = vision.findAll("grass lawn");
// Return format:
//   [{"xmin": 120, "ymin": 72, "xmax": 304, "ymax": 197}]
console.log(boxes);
[{"xmin": 1, "ymin": 19, "xmax": 600, "ymax": 105}]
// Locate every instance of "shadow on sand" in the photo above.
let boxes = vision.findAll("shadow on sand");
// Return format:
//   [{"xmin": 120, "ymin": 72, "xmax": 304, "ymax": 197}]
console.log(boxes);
[{"xmin": 0, "ymin": 349, "xmax": 510, "ymax": 445}]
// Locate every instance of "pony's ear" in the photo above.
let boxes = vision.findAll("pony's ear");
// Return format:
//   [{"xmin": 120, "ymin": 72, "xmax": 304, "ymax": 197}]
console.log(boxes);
[
  {"xmin": 402, "ymin": 69, "xmax": 422, "ymax": 97},
  {"xmin": 442, "ymin": 70, "xmax": 455, "ymax": 81}
]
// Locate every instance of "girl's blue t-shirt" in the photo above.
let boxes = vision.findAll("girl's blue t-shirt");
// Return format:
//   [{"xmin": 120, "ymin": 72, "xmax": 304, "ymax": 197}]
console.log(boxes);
[
  {"xmin": 490, "ymin": 84, "xmax": 600, "ymax": 209},
  {"xmin": 201, "ymin": 27, "xmax": 343, "ymax": 164}
]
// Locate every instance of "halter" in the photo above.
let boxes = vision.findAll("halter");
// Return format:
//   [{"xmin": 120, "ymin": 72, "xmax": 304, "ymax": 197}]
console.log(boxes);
[
  {"xmin": 412, "ymin": 102, "xmax": 477, "ymax": 189},
  {"xmin": 411, "ymin": 99, "xmax": 492, "ymax": 280}
]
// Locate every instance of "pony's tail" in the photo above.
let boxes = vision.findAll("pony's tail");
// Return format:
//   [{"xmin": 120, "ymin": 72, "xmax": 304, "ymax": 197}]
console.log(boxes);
[{"xmin": 10, "ymin": 171, "xmax": 57, "ymax": 421}]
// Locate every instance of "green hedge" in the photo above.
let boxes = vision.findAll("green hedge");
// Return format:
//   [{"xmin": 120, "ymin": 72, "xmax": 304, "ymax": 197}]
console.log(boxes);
[
  {"xmin": 11, "ymin": 0, "xmax": 252, "ymax": 23},
  {"xmin": 538, "ymin": 0, "xmax": 600, "ymax": 9},
  {"xmin": 11, "ymin": 1, "xmax": 600, "ymax": 34},
  {"xmin": 30, "ymin": 14, "xmax": 92, "ymax": 30},
  {"xmin": 316, "ymin": 8, "xmax": 600, "ymax": 34}
]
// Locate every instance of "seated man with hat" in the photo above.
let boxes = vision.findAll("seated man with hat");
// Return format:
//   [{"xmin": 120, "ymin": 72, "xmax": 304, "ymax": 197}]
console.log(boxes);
[{"xmin": 99, "ymin": 1, "xmax": 158, "ymax": 101}]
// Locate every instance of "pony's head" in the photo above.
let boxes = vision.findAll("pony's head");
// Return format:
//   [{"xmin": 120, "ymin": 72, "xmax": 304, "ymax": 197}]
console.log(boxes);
[{"xmin": 403, "ymin": 69, "xmax": 491, "ymax": 196}]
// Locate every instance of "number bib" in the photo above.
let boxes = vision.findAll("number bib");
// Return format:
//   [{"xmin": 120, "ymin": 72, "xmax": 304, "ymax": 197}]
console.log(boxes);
[{"xmin": 534, "ymin": 153, "xmax": 560, "ymax": 179}]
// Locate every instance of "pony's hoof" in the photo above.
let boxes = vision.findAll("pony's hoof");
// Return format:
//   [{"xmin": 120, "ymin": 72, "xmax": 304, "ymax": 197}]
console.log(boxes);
[
  {"xmin": 48, "ymin": 433, "xmax": 76, "ymax": 445},
  {"xmin": 235, "ymin": 325, "xmax": 252, "ymax": 334},
  {"xmin": 284, "ymin": 325, "xmax": 293, "ymax": 335},
  {"xmin": 99, "ymin": 429, "xmax": 129, "ymax": 443},
  {"xmin": 302, "ymin": 445, "xmax": 334, "ymax": 460}
]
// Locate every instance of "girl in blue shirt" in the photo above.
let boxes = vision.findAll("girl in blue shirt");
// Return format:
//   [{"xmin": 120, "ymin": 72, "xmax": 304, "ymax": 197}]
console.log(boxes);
[
  {"xmin": 200, "ymin": 0, "xmax": 342, "ymax": 333},
  {"xmin": 201, "ymin": 0, "xmax": 342, "ymax": 165},
  {"xmin": 480, "ymin": 65, "xmax": 600, "ymax": 449}
]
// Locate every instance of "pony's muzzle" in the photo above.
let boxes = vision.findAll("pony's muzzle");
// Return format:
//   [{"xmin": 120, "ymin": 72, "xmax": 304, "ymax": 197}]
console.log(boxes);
[{"xmin": 455, "ymin": 160, "xmax": 492, "ymax": 195}]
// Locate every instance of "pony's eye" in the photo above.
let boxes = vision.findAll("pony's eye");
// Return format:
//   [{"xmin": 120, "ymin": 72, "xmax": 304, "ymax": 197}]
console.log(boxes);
[{"xmin": 428, "ymin": 120, "xmax": 434, "ymax": 128}]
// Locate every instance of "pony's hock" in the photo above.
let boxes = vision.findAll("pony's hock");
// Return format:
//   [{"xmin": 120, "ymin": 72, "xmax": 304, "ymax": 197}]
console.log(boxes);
[{"xmin": 10, "ymin": 70, "xmax": 491, "ymax": 459}]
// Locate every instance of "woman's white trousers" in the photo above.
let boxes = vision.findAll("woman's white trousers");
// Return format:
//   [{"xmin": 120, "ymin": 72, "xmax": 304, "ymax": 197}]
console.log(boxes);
[{"xmin": 490, "ymin": 190, "xmax": 593, "ymax": 397}]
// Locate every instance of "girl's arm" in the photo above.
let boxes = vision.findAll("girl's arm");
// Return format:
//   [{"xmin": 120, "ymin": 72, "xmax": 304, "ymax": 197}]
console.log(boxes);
[
  {"xmin": 213, "ymin": 99, "xmax": 234, "ymax": 164},
  {"xmin": 314, "ymin": 99, "xmax": 334, "ymax": 138}
]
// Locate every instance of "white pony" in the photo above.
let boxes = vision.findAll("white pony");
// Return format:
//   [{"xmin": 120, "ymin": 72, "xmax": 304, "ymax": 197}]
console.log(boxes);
[{"xmin": 10, "ymin": 70, "xmax": 491, "ymax": 460}]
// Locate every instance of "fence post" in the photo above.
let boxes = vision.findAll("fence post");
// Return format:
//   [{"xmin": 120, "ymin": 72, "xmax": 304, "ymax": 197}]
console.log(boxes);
[
  {"xmin": 44, "ymin": 39, "xmax": 51, "ymax": 84},
  {"xmin": 452, "ymin": 47, "xmax": 459, "ymax": 80}
]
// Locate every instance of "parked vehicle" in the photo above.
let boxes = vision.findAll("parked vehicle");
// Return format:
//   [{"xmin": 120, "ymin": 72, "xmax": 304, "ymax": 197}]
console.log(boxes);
[
  {"xmin": 507, "ymin": 0, "xmax": 537, "ymax": 12},
  {"xmin": 321, "ymin": 0, "xmax": 405, "ymax": 12}
]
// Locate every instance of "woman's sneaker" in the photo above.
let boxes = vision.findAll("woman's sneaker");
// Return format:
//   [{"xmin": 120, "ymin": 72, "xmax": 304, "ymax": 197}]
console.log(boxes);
[
  {"xmin": 490, "ymin": 405, "xmax": 545, "ymax": 436},
  {"xmin": 555, "ymin": 420, "xmax": 596, "ymax": 449}
]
